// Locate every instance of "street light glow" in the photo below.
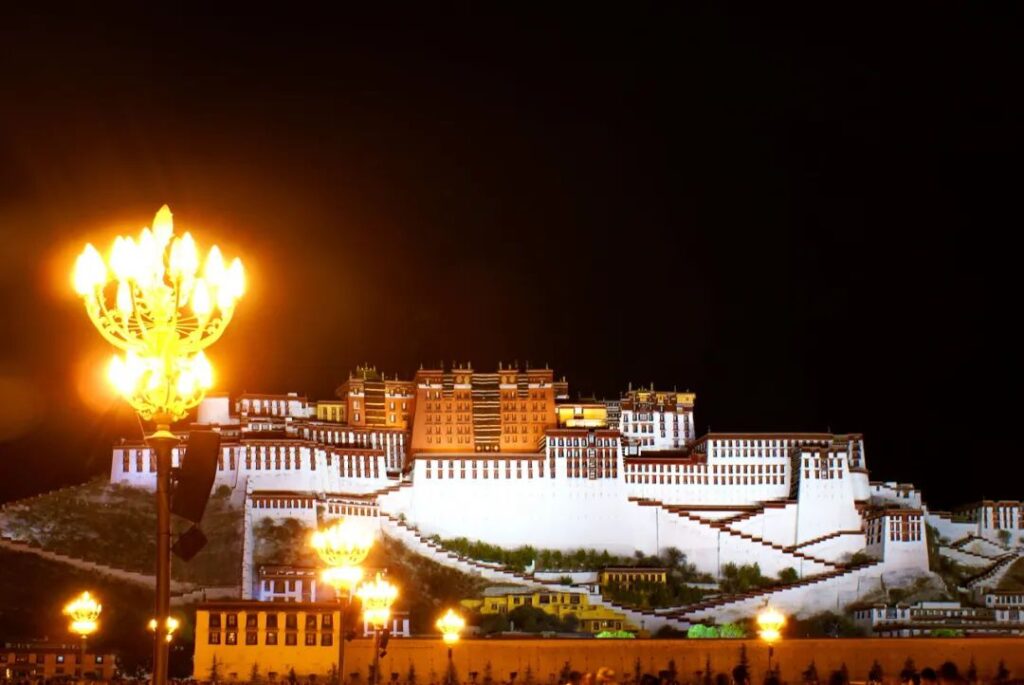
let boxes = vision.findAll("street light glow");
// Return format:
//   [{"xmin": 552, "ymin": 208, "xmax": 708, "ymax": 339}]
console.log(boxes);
[
  {"xmin": 63, "ymin": 591, "xmax": 101, "ymax": 637},
  {"xmin": 436, "ymin": 609, "xmax": 465, "ymax": 645},
  {"xmin": 756, "ymin": 606, "xmax": 786, "ymax": 644},
  {"xmin": 71, "ymin": 205, "xmax": 244, "ymax": 422},
  {"xmin": 311, "ymin": 519, "xmax": 374, "ymax": 572},
  {"xmin": 148, "ymin": 616, "xmax": 181, "ymax": 643},
  {"xmin": 357, "ymin": 573, "xmax": 398, "ymax": 630}
]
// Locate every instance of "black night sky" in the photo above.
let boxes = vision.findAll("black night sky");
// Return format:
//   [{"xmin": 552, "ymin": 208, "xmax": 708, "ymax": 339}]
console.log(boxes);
[{"xmin": 0, "ymin": 7, "xmax": 1019, "ymax": 507}]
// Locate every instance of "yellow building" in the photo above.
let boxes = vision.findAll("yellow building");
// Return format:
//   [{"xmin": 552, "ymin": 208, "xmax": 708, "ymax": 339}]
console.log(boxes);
[
  {"xmin": 460, "ymin": 590, "xmax": 634, "ymax": 634},
  {"xmin": 194, "ymin": 602, "xmax": 417, "ymax": 681},
  {"xmin": 0, "ymin": 642, "xmax": 115, "ymax": 681},
  {"xmin": 598, "ymin": 567, "xmax": 668, "ymax": 589},
  {"xmin": 316, "ymin": 400, "xmax": 347, "ymax": 423},
  {"xmin": 555, "ymin": 403, "xmax": 609, "ymax": 429}
]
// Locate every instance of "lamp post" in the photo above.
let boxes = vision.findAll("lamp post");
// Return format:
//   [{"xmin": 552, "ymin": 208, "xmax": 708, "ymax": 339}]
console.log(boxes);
[
  {"xmin": 755, "ymin": 606, "xmax": 786, "ymax": 676},
  {"xmin": 63, "ymin": 591, "xmax": 101, "ymax": 680},
  {"xmin": 436, "ymin": 609, "xmax": 465, "ymax": 685},
  {"xmin": 72, "ymin": 206, "xmax": 244, "ymax": 685},
  {"xmin": 357, "ymin": 573, "xmax": 398, "ymax": 685},
  {"xmin": 311, "ymin": 520, "xmax": 374, "ymax": 685}
]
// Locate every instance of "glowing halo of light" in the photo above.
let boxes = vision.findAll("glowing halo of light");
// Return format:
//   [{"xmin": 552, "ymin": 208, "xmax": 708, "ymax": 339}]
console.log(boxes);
[
  {"xmin": 63, "ymin": 591, "xmax": 101, "ymax": 638},
  {"xmin": 71, "ymin": 205, "xmax": 244, "ymax": 422},
  {"xmin": 436, "ymin": 609, "xmax": 465, "ymax": 645}
]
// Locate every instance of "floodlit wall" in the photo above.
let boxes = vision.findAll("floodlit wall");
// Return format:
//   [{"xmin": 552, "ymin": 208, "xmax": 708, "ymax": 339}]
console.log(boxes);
[{"xmin": 194, "ymin": 636, "xmax": 1024, "ymax": 685}]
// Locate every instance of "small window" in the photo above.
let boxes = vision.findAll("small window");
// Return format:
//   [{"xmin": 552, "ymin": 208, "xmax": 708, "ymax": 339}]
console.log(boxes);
[
  {"xmin": 321, "ymin": 633, "xmax": 333, "ymax": 646},
  {"xmin": 56, "ymin": 655, "xmax": 65, "ymax": 664},
  {"xmin": 265, "ymin": 632, "xmax": 278, "ymax": 646},
  {"xmin": 208, "ymin": 632, "xmax": 221, "ymax": 645},
  {"xmin": 226, "ymin": 613, "xmax": 238, "ymax": 628},
  {"xmin": 225, "ymin": 631, "xmax": 237, "ymax": 645},
  {"xmin": 209, "ymin": 613, "xmax": 222, "ymax": 629},
  {"xmin": 246, "ymin": 632, "xmax": 258, "ymax": 645},
  {"xmin": 285, "ymin": 613, "xmax": 298, "ymax": 630},
  {"xmin": 305, "ymin": 632, "xmax": 317, "ymax": 646},
  {"xmin": 321, "ymin": 614, "xmax": 333, "ymax": 628},
  {"xmin": 246, "ymin": 614, "xmax": 258, "ymax": 628},
  {"xmin": 285, "ymin": 633, "xmax": 297, "ymax": 646},
  {"xmin": 305, "ymin": 614, "xmax": 317, "ymax": 630}
]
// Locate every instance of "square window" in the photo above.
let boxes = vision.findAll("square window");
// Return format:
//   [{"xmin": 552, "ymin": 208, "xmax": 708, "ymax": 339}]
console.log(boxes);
[
  {"xmin": 226, "ymin": 631, "xmax": 237, "ymax": 645},
  {"xmin": 266, "ymin": 614, "xmax": 278, "ymax": 629},
  {"xmin": 265, "ymin": 632, "xmax": 278, "ymax": 646},
  {"xmin": 305, "ymin": 633, "xmax": 317, "ymax": 646},
  {"xmin": 321, "ymin": 633, "xmax": 333, "ymax": 647},
  {"xmin": 246, "ymin": 614, "xmax": 258, "ymax": 628},
  {"xmin": 246, "ymin": 632, "xmax": 258, "ymax": 646},
  {"xmin": 209, "ymin": 614, "xmax": 222, "ymax": 629},
  {"xmin": 208, "ymin": 632, "xmax": 221, "ymax": 645},
  {"xmin": 285, "ymin": 633, "xmax": 297, "ymax": 646}
]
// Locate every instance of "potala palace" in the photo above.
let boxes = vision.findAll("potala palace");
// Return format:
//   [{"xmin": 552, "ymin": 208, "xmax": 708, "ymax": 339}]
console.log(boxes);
[{"xmin": 109, "ymin": 364, "xmax": 1024, "ymax": 630}]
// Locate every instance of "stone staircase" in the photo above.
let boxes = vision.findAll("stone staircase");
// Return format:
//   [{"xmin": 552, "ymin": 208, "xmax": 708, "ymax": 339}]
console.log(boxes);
[
  {"xmin": 790, "ymin": 529, "xmax": 864, "ymax": 551},
  {"xmin": 660, "ymin": 559, "xmax": 884, "ymax": 623},
  {"xmin": 629, "ymin": 497, "xmax": 839, "ymax": 572},
  {"xmin": 961, "ymin": 551, "xmax": 1021, "ymax": 591}
]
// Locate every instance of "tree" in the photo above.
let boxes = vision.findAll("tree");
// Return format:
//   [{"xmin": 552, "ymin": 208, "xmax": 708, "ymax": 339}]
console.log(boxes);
[
  {"xmin": 997, "ymin": 529, "xmax": 1012, "ymax": 547},
  {"xmin": 289, "ymin": 669, "xmax": 299, "ymax": 685},
  {"xmin": 778, "ymin": 567, "xmax": 799, "ymax": 584},
  {"xmin": 407, "ymin": 664, "xmax": 417, "ymax": 685},
  {"xmin": 828, "ymin": 664, "xmax": 849, "ymax": 685},
  {"xmin": 802, "ymin": 662, "xmax": 819, "ymax": 685},
  {"xmin": 701, "ymin": 657, "xmax": 713, "ymax": 685},
  {"xmin": 482, "ymin": 662, "xmax": 493, "ymax": 685},
  {"xmin": 558, "ymin": 663, "xmax": 573, "ymax": 685},
  {"xmin": 995, "ymin": 661, "xmax": 1010, "ymax": 683},
  {"xmin": 867, "ymin": 661, "xmax": 883, "ymax": 685},
  {"xmin": 718, "ymin": 623, "xmax": 746, "ymax": 639},
  {"xmin": 938, "ymin": 662, "xmax": 960, "ymax": 682},
  {"xmin": 522, "ymin": 665, "xmax": 535, "ymax": 685},
  {"xmin": 666, "ymin": 660, "xmax": 679, "ymax": 685},
  {"xmin": 250, "ymin": 663, "xmax": 263, "ymax": 685},
  {"xmin": 900, "ymin": 659, "xmax": 917, "ymax": 683},
  {"xmin": 209, "ymin": 656, "xmax": 222, "ymax": 684}
]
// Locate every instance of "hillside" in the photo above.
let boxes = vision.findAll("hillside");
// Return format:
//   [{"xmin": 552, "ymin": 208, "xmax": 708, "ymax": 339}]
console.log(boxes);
[
  {"xmin": 0, "ymin": 548, "xmax": 196, "ymax": 678},
  {"xmin": 254, "ymin": 517, "xmax": 491, "ymax": 632},
  {"xmin": 0, "ymin": 478, "xmax": 242, "ymax": 586}
]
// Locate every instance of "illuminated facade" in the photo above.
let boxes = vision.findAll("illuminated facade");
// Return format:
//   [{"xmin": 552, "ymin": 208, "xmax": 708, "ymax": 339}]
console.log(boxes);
[
  {"xmin": 106, "ymin": 363, "xmax": 968, "ymax": 629},
  {"xmin": 0, "ymin": 643, "xmax": 115, "ymax": 681},
  {"xmin": 460, "ymin": 589, "xmax": 634, "ymax": 633}
]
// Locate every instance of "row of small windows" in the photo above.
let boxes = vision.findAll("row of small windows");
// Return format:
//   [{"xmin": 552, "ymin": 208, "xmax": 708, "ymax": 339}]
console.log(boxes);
[
  {"xmin": 425, "ymin": 460, "xmax": 544, "ymax": 479},
  {"xmin": 0, "ymin": 654, "xmax": 103, "ymax": 665},
  {"xmin": 550, "ymin": 437, "xmax": 616, "ymax": 447},
  {"xmin": 627, "ymin": 474, "xmax": 784, "ymax": 486}
]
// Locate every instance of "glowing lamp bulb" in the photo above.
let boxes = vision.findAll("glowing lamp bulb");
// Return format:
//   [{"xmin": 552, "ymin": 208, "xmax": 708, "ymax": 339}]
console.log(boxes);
[
  {"xmin": 73, "ymin": 244, "xmax": 106, "ymax": 295},
  {"xmin": 64, "ymin": 591, "xmax": 102, "ymax": 638},
  {"xmin": 436, "ymin": 609, "xmax": 465, "ymax": 645},
  {"xmin": 756, "ymin": 606, "xmax": 786, "ymax": 644}
]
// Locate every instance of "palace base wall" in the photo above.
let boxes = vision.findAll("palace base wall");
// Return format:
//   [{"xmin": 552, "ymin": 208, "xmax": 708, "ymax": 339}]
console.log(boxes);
[{"xmin": 194, "ymin": 637, "xmax": 1024, "ymax": 685}]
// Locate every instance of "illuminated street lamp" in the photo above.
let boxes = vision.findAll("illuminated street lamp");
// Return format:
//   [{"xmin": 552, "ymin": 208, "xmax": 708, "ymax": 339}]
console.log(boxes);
[
  {"xmin": 358, "ymin": 574, "xmax": 398, "ymax": 685},
  {"xmin": 436, "ymin": 609, "xmax": 465, "ymax": 685},
  {"xmin": 756, "ymin": 605, "xmax": 786, "ymax": 675},
  {"xmin": 148, "ymin": 616, "xmax": 181, "ymax": 643},
  {"xmin": 72, "ymin": 206, "xmax": 244, "ymax": 685},
  {"xmin": 311, "ymin": 520, "xmax": 374, "ymax": 685},
  {"xmin": 64, "ymin": 591, "xmax": 101, "ymax": 677}
]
